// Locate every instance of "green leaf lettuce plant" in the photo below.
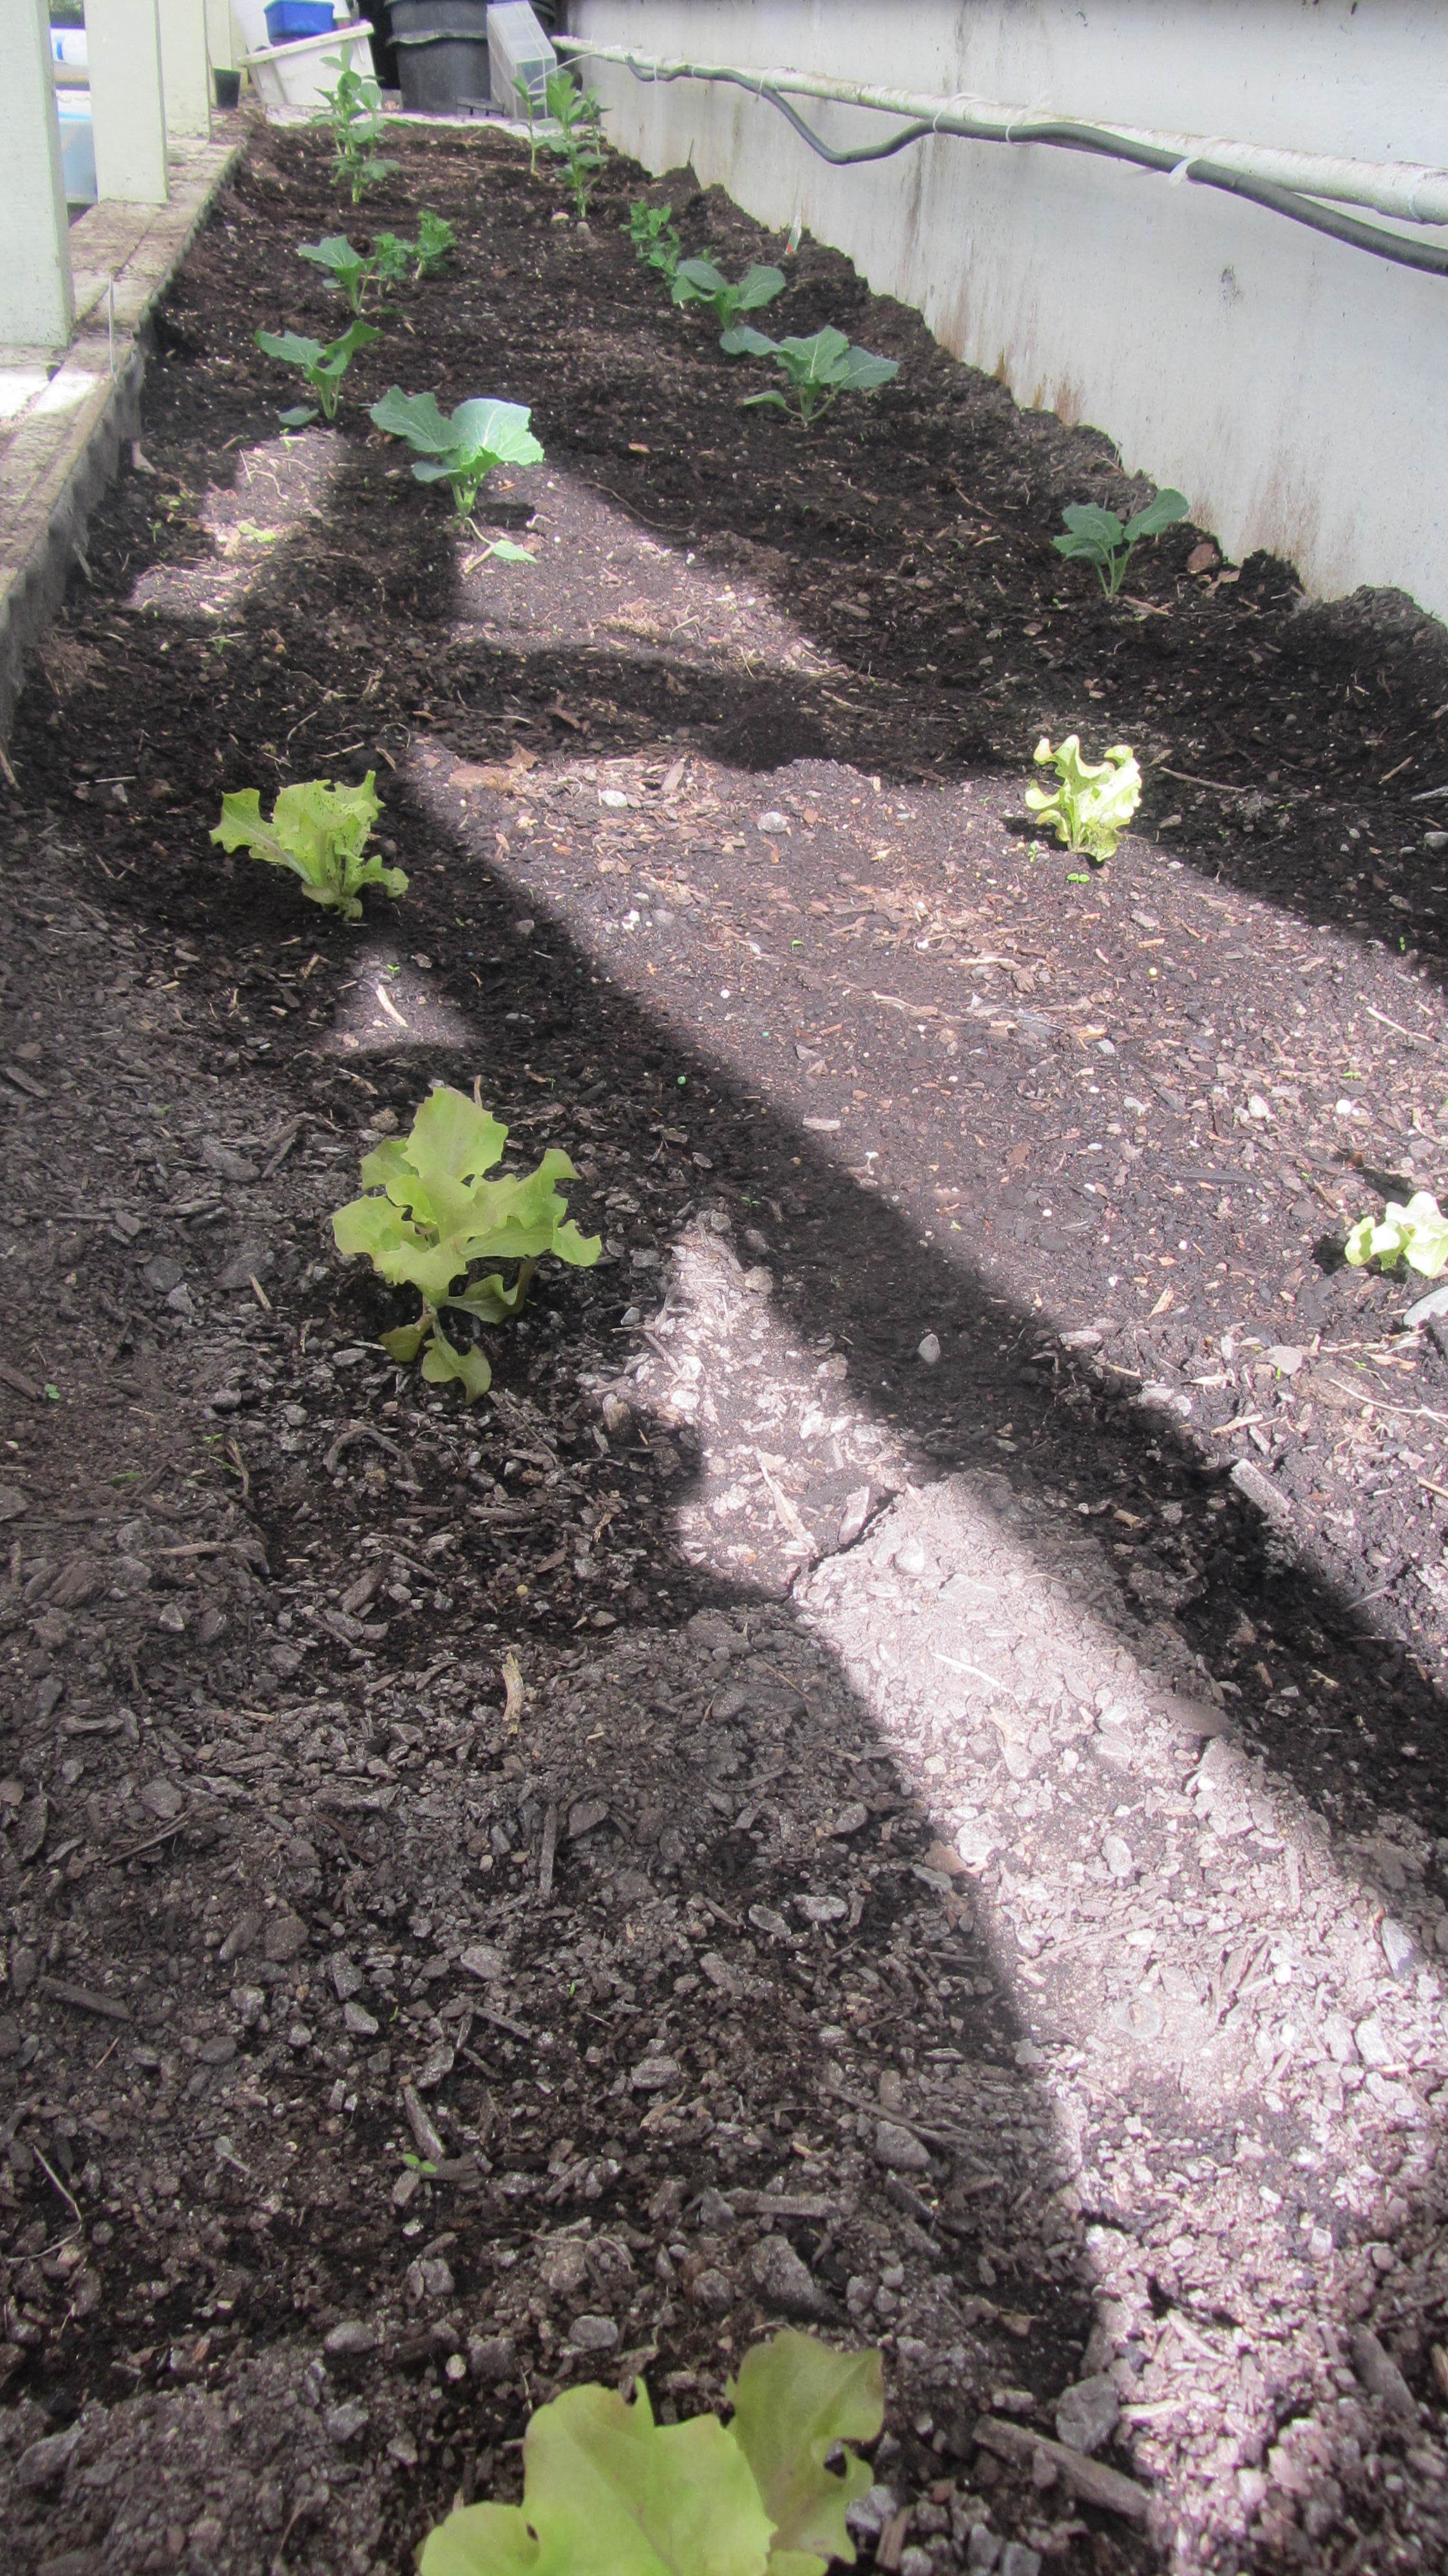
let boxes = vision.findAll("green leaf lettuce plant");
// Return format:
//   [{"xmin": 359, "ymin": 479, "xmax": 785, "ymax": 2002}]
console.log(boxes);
[
  {"xmin": 370, "ymin": 388, "xmax": 544, "ymax": 531},
  {"xmin": 1024, "ymin": 735, "xmax": 1141, "ymax": 864},
  {"xmin": 332, "ymin": 1086, "xmax": 601, "ymax": 1402},
  {"xmin": 419, "ymin": 2328, "xmax": 884, "ymax": 2575},
  {"xmin": 672, "ymin": 259, "xmax": 785, "ymax": 329},
  {"xmin": 721, "ymin": 322, "xmax": 897, "ymax": 425},
  {"xmin": 254, "ymin": 317, "xmax": 380, "ymax": 426},
  {"xmin": 1053, "ymin": 488, "xmax": 1188, "ymax": 599},
  {"xmin": 1345, "ymin": 1191, "xmax": 1448, "ymax": 1278},
  {"xmin": 211, "ymin": 773, "xmax": 405, "ymax": 919}
]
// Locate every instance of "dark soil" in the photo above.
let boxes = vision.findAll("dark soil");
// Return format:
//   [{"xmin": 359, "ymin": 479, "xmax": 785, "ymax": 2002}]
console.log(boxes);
[{"xmin": 3, "ymin": 108, "xmax": 1448, "ymax": 2576}]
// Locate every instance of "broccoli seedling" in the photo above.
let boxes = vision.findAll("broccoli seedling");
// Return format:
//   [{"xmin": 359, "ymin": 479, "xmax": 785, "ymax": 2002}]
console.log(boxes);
[
  {"xmin": 316, "ymin": 57, "xmax": 397, "ymax": 202},
  {"xmin": 254, "ymin": 317, "xmax": 380, "ymax": 426},
  {"xmin": 418, "ymin": 2328, "xmax": 883, "ymax": 2576},
  {"xmin": 625, "ymin": 200, "xmax": 681, "ymax": 286},
  {"xmin": 1053, "ymin": 488, "xmax": 1189, "ymax": 599},
  {"xmin": 211, "ymin": 773, "xmax": 406, "ymax": 920},
  {"xmin": 370, "ymin": 387, "xmax": 544, "ymax": 528},
  {"xmin": 1345, "ymin": 1191, "xmax": 1448, "ymax": 1278},
  {"xmin": 332, "ymin": 1086, "xmax": 601, "ymax": 1403},
  {"xmin": 295, "ymin": 233, "xmax": 379, "ymax": 315},
  {"xmin": 542, "ymin": 69, "xmax": 606, "ymax": 219},
  {"xmin": 673, "ymin": 258, "xmax": 785, "ymax": 329},
  {"xmin": 722, "ymin": 322, "xmax": 898, "ymax": 425},
  {"xmin": 1024, "ymin": 735, "xmax": 1142, "ymax": 864}
]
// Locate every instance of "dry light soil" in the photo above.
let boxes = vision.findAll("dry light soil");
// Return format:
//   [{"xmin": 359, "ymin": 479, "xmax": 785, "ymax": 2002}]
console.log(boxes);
[{"xmin": 5, "ymin": 108, "xmax": 1448, "ymax": 2576}]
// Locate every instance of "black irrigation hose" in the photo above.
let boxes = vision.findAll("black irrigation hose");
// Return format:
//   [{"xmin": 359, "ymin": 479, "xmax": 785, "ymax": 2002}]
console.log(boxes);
[{"xmin": 596, "ymin": 52, "xmax": 1448, "ymax": 279}]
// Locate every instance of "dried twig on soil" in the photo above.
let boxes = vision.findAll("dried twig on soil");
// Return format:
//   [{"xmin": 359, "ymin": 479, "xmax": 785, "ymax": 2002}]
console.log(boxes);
[{"xmin": 973, "ymin": 2415, "xmax": 1151, "ymax": 2522}]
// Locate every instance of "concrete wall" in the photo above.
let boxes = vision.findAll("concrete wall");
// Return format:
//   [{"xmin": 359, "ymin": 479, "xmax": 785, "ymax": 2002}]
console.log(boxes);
[{"xmin": 570, "ymin": 0, "xmax": 1448, "ymax": 621}]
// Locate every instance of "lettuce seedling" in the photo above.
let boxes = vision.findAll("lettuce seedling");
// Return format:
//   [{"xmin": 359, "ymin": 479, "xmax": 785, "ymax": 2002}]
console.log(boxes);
[
  {"xmin": 254, "ymin": 318, "xmax": 379, "ymax": 426},
  {"xmin": 1024, "ymin": 735, "xmax": 1141, "ymax": 864},
  {"xmin": 419, "ymin": 2328, "xmax": 883, "ymax": 2576},
  {"xmin": 625, "ymin": 200, "xmax": 681, "ymax": 286},
  {"xmin": 317, "ymin": 57, "xmax": 397, "ymax": 202},
  {"xmin": 1345, "ymin": 1190, "xmax": 1448, "ymax": 1278},
  {"xmin": 296, "ymin": 234, "xmax": 377, "ymax": 314},
  {"xmin": 721, "ymin": 322, "xmax": 898, "ymax": 425},
  {"xmin": 332, "ymin": 1086, "xmax": 601, "ymax": 1403},
  {"xmin": 370, "ymin": 387, "xmax": 544, "ymax": 524},
  {"xmin": 673, "ymin": 258, "xmax": 785, "ymax": 329},
  {"xmin": 542, "ymin": 69, "xmax": 607, "ymax": 218},
  {"xmin": 211, "ymin": 773, "xmax": 405, "ymax": 920},
  {"xmin": 1053, "ymin": 488, "xmax": 1189, "ymax": 599}
]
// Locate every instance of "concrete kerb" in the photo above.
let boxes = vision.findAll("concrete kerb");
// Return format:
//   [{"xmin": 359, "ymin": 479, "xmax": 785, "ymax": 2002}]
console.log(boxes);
[{"xmin": 0, "ymin": 133, "xmax": 243, "ymax": 748}]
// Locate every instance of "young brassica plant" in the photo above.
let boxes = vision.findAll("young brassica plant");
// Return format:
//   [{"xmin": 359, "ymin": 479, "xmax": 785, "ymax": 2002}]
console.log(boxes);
[
  {"xmin": 418, "ymin": 2328, "xmax": 883, "ymax": 2576},
  {"xmin": 1024, "ymin": 735, "xmax": 1142, "ymax": 864},
  {"xmin": 672, "ymin": 258, "xmax": 785, "ymax": 330},
  {"xmin": 211, "ymin": 773, "xmax": 406, "ymax": 920},
  {"xmin": 625, "ymin": 200, "xmax": 681, "ymax": 286},
  {"xmin": 722, "ymin": 322, "xmax": 898, "ymax": 426},
  {"xmin": 316, "ymin": 57, "xmax": 397, "ymax": 203},
  {"xmin": 254, "ymin": 318, "xmax": 379, "ymax": 426},
  {"xmin": 295, "ymin": 234, "xmax": 379, "ymax": 315},
  {"xmin": 369, "ymin": 388, "xmax": 544, "ymax": 536},
  {"xmin": 332, "ymin": 1086, "xmax": 601, "ymax": 1403},
  {"xmin": 1345, "ymin": 1191, "xmax": 1448, "ymax": 1278},
  {"xmin": 542, "ymin": 69, "xmax": 606, "ymax": 219},
  {"xmin": 1053, "ymin": 489, "xmax": 1189, "ymax": 599}
]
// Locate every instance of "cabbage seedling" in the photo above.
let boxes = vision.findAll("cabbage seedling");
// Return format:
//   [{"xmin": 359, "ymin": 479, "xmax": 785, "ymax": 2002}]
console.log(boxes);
[
  {"xmin": 332, "ymin": 1086, "xmax": 601, "ymax": 1403},
  {"xmin": 296, "ymin": 234, "xmax": 378, "ymax": 314},
  {"xmin": 1053, "ymin": 488, "xmax": 1189, "ymax": 598},
  {"xmin": 1345, "ymin": 1191, "xmax": 1448, "ymax": 1278},
  {"xmin": 673, "ymin": 258, "xmax": 785, "ymax": 328},
  {"xmin": 542, "ymin": 68, "xmax": 606, "ymax": 218},
  {"xmin": 722, "ymin": 321, "xmax": 898, "ymax": 425},
  {"xmin": 1024, "ymin": 735, "xmax": 1142, "ymax": 864},
  {"xmin": 254, "ymin": 317, "xmax": 380, "ymax": 426},
  {"xmin": 625, "ymin": 198, "xmax": 681, "ymax": 286},
  {"xmin": 418, "ymin": 2328, "xmax": 883, "ymax": 2574},
  {"xmin": 210, "ymin": 773, "xmax": 406, "ymax": 919},
  {"xmin": 369, "ymin": 388, "xmax": 544, "ymax": 525}
]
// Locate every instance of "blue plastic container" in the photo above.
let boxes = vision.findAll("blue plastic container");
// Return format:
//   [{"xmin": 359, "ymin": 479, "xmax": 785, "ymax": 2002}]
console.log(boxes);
[{"xmin": 264, "ymin": 1, "xmax": 336, "ymax": 43}]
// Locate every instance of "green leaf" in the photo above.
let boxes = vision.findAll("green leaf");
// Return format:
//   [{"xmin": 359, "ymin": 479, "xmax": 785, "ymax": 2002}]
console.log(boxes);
[
  {"xmin": 277, "ymin": 404, "xmax": 319, "ymax": 428},
  {"xmin": 774, "ymin": 327, "xmax": 850, "ymax": 386},
  {"xmin": 419, "ymin": 2502, "xmax": 546, "ymax": 2576},
  {"xmin": 484, "ymin": 2377, "xmax": 775, "ymax": 2576},
  {"xmin": 1060, "ymin": 502, "xmax": 1125, "ymax": 551},
  {"xmin": 450, "ymin": 398, "xmax": 546, "ymax": 470},
  {"xmin": 257, "ymin": 327, "xmax": 325, "ymax": 368},
  {"xmin": 481, "ymin": 539, "xmax": 540, "ymax": 564},
  {"xmin": 727, "ymin": 2333, "xmax": 882, "ymax": 2575},
  {"xmin": 837, "ymin": 346, "xmax": 899, "ymax": 392},
  {"xmin": 673, "ymin": 257, "xmax": 728, "ymax": 305},
  {"xmin": 381, "ymin": 1320, "xmax": 427, "ymax": 1363},
  {"xmin": 1052, "ymin": 530, "xmax": 1110, "ymax": 567},
  {"xmin": 736, "ymin": 263, "xmax": 786, "ymax": 312},
  {"xmin": 741, "ymin": 389, "xmax": 789, "ymax": 410},
  {"xmin": 720, "ymin": 324, "xmax": 777, "ymax": 357},
  {"xmin": 421, "ymin": 1322, "xmax": 493, "ymax": 1402},
  {"xmin": 1123, "ymin": 487, "xmax": 1189, "ymax": 542}
]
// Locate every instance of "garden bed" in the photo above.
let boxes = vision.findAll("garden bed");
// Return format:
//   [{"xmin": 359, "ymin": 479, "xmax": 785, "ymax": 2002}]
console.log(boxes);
[{"xmin": 3, "ymin": 107, "xmax": 1448, "ymax": 2576}]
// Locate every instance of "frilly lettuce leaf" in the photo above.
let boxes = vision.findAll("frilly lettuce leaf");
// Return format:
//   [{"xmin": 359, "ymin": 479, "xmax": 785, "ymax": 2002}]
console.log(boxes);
[
  {"xmin": 727, "ymin": 2331, "xmax": 883, "ymax": 2575},
  {"xmin": 1345, "ymin": 1191, "xmax": 1448, "ymax": 1278},
  {"xmin": 419, "ymin": 2378, "xmax": 775, "ymax": 2576},
  {"xmin": 1024, "ymin": 735, "xmax": 1141, "ymax": 864}
]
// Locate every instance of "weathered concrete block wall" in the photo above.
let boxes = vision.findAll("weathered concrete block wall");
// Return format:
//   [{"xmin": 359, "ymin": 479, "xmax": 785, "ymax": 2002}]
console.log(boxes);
[{"xmin": 571, "ymin": 0, "xmax": 1448, "ymax": 620}]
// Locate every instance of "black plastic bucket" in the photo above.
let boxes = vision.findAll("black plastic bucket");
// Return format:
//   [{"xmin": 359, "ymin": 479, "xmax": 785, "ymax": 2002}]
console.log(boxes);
[
  {"xmin": 214, "ymin": 67, "xmax": 242, "ymax": 108},
  {"xmin": 390, "ymin": 0, "xmax": 489, "ymax": 112}
]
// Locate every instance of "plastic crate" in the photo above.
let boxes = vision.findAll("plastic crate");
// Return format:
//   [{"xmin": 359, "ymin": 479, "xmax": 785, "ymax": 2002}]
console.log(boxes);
[{"xmin": 264, "ymin": 2, "xmax": 337, "ymax": 44}]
